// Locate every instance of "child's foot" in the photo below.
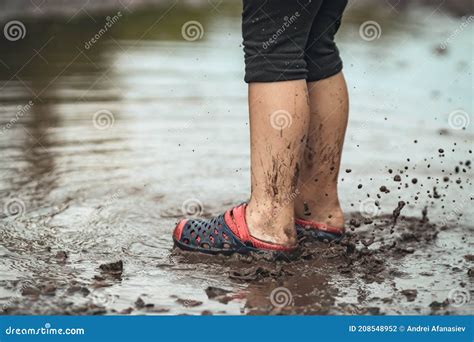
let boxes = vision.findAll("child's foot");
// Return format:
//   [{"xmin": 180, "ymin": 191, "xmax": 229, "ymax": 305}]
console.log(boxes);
[
  {"xmin": 295, "ymin": 205, "xmax": 345, "ymax": 242},
  {"xmin": 245, "ymin": 199, "xmax": 298, "ymax": 247},
  {"xmin": 173, "ymin": 203, "xmax": 296, "ymax": 255}
]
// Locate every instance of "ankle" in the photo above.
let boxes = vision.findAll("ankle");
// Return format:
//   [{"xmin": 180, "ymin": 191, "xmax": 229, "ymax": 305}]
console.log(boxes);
[
  {"xmin": 245, "ymin": 200, "xmax": 297, "ymax": 246},
  {"xmin": 295, "ymin": 200, "xmax": 345, "ymax": 228}
]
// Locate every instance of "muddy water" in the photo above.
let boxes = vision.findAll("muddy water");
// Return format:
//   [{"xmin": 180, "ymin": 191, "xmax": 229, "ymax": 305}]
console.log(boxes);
[{"xmin": 0, "ymin": 4, "xmax": 472, "ymax": 315}]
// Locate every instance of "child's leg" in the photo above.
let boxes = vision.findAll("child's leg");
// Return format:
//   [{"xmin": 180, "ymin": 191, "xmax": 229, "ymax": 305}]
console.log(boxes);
[
  {"xmin": 242, "ymin": 0, "xmax": 323, "ymax": 246},
  {"xmin": 173, "ymin": 0, "xmax": 324, "ymax": 254},
  {"xmin": 246, "ymin": 80, "xmax": 309, "ymax": 247},
  {"xmin": 295, "ymin": 72, "xmax": 348, "ymax": 228},
  {"xmin": 296, "ymin": 0, "xmax": 349, "ymax": 229}
]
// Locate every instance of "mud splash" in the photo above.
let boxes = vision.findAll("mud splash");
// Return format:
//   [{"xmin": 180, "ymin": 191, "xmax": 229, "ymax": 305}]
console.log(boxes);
[
  {"xmin": 1, "ymin": 210, "xmax": 472, "ymax": 315},
  {"xmin": 171, "ymin": 210, "xmax": 472, "ymax": 315}
]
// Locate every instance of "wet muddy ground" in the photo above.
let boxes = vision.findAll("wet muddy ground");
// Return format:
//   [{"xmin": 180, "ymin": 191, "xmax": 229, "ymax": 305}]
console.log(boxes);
[{"xmin": 0, "ymin": 3, "xmax": 473, "ymax": 315}]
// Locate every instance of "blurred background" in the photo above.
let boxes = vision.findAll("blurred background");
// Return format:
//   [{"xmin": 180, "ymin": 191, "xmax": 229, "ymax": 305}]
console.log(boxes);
[
  {"xmin": 0, "ymin": 0, "xmax": 472, "ymax": 315},
  {"xmin": 0, "ymin": 0, "xmax": 472, "ymax": 216}
]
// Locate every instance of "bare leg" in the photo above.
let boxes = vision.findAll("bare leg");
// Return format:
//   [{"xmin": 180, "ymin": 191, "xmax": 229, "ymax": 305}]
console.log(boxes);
[
  {"xmin": 295, "ymin": 72, "xmax": 349, "ymax": 228},
  {"xmin": 246, "ymin": 80, "xmax": 310, "ymax": 247}
]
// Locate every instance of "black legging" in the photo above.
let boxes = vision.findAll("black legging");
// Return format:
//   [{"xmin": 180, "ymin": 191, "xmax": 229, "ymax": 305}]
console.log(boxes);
[{"xmin": 241, "ymin": 0, "xmax": 348, "ymax": 83}]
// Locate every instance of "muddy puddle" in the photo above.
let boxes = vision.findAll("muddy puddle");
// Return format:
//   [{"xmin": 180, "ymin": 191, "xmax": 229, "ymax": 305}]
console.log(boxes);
[{"xmin": 0, "ymin": 3, "xmax": 473, "ymax": 315}]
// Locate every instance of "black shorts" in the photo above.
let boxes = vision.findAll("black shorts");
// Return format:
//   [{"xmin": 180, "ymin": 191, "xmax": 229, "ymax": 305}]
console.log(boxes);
[{"xmin": 242, "ymin": 0, "xmax": 348, "ymax": 83}]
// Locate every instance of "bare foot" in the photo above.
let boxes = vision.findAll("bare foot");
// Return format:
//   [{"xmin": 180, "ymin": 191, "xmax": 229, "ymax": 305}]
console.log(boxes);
[
  {"xmin": 245, "ymin": 199, "xmax": 297, "ymax": 247},
  {"xmin": 295, "ymin": 199, "xmax": 345, "ymax": 229}
]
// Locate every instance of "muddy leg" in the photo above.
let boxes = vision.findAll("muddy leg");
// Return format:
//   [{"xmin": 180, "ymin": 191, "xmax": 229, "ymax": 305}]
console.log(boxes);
[
  {"xmin": 246, "ymin": 80, "xmax": 310, "ymax": 246},
  {"xmin": 295, "ymin": 72, "xmax": 349, "ymax": 228}
]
